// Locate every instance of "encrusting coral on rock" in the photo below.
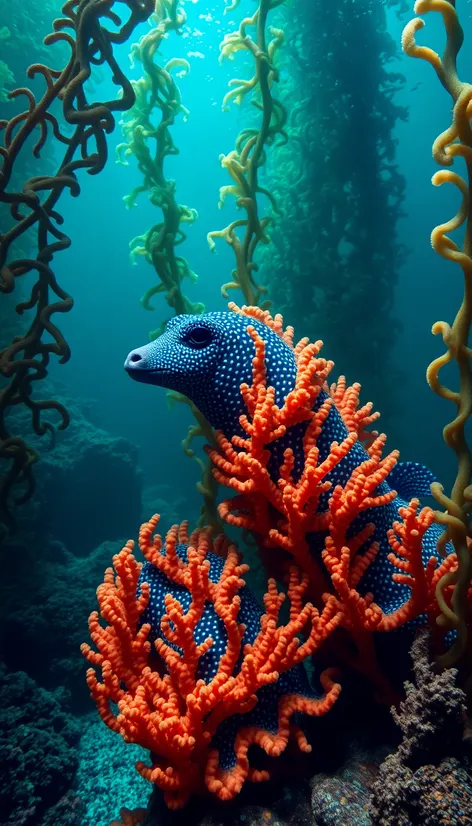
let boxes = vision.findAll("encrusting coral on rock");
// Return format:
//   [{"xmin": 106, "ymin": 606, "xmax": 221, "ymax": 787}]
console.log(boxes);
[{"xmin": 370, "ymin": 630, "xmax": 471, "ymax": 825}]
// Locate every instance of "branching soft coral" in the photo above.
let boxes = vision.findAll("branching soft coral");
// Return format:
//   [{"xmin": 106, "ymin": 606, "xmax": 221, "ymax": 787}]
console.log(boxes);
[
  {"xmin": 205, "ymin": 305, "xmax": 468, "ymax": 662},
  {"xmin": 82, "ymin": 515, "xmax": 341, "ymax": 808},
  {"xmin": 121, "ymin": 300, "xmax": 472, "ymax": 808}
]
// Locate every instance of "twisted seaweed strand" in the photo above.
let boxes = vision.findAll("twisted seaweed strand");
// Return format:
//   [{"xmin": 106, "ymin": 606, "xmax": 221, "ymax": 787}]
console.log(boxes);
[
  {"xmin": 402, "ymin": 0, "xmax": 472, "ymax": 666},
  {"xmin": 0, "ymin": 0, "xmax": 155, "ymax": 531},
  {"xmin": 207, "ymin": 0, "xmax": 287, "ymax": 306},
  {"xmin": 117, "ymin": 0, "xmax": 202, "ymax": 339}
]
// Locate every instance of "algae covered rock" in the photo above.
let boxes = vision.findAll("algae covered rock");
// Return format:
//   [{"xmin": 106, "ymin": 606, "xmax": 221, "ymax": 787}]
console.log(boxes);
[
  {"xmin": 0, "ymin": 537, "xmax": 123, "ymax": 709},
  {"xmin": 9, "ymin": 381, "xmax": 143, "ymax": 555},
  {"xmin": 37, "ymin": 414, "xmax": 142, "ymax": 555},
  {"xmin": 0, "ymin": 667, "xmax": 83, "ymax": 826},
  {"xmin": 370, "ymin": 631, "xmax": 472, "ymax": 826}
]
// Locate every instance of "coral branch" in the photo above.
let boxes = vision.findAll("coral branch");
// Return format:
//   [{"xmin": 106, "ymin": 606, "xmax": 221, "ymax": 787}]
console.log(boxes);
[
  {"xmin": 82, "ymin": 514, "xmax": 342, "ymax": 808},
  {"xmin": 207, "ymin": 306, "xmax": 470, "ymax": 684}
]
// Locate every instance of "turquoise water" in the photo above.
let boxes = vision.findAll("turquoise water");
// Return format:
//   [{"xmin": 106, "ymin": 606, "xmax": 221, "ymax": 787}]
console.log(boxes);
[{"xmin": 1, "ymin": 1, "xmax": 471, "ymax": 825}]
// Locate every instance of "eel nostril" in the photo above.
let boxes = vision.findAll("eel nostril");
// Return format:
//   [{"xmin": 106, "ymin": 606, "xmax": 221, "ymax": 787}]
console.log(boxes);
[{"xmin": 129, "ymin": 352, "xmax": 143, "ymax": 364}]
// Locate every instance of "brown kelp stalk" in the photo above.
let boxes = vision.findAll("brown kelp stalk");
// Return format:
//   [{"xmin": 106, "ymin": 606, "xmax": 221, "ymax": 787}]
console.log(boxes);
[
  {"xmin": 0, "ymin": 0, "xmax": 155, "ymax": 532},
  {"xmin": 208, "ymin": 0, "xmax": 287, "ymax": 306},
  {"xmin": 403, "ymin": 0, "xmax": 472, "ymax": 666},
  {"xmin": 117, "ymin": 0, "xmax": 203, "ymax": 340}
]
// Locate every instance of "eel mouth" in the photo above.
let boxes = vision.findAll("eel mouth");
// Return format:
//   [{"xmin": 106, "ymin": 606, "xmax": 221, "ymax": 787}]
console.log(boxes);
[
  {"xmin": 124, "ymin": 366, "xmax": 159, "ymax": 384},
  {"xmin": 124, "ymin": 350, "xmax": 162, "ymax": 383}
]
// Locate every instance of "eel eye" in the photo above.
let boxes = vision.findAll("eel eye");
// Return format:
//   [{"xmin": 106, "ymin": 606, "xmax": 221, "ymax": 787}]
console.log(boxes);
[{"xmin": 184, "ymin": 326, "xmax": 214, "ymax": 348}]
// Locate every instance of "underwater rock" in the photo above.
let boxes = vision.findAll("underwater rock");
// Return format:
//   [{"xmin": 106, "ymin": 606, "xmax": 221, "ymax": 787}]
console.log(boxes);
[
  {"xmin": 140, "ymin": 483, "xmax": 195, "ymax": 527},
  {"xmin": 8, "ymin": 381, "xmax": 142, "ymax": 555},
  {"xmin": 404, "ymin": 758, "xmax": 472, "ymax": 825},
  {"xmin": 38, "ymin": 791, "xmax": 85, "ymax": 826},
  {"xmin": 88, "ymin": 632, "xmax": 472, "ymax": 826},
  {"xmin": 0, "ymin": 537, "xmax": 121, "ymax": 709},
  {"xmin": 371, "ymin": 755, "xmax": 472, "ymax": 826},
  {"xmin": 138, "ymin": 777, "xmax": 314, "ymax": 826},
  {"xmin": 310, "ymin": 759, "xmax": 377, "ymax": 826},
  {"xmin": 77, "ymin": 715, "xmax": 150, "ymax": 826},
  {"xmin": 0, "ymin": 667, "xmax": 82, "ymax": 826},
  {"xmin": 37, "ymin": 417, "xmax": 142, "ymax": 556},
  {"xmin": 370, "ymin": 631, "xmax": 472, "ymax": 826}
]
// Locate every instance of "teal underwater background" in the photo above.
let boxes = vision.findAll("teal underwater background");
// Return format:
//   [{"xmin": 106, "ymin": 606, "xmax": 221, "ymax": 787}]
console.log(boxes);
[
  {"xmin": 34, "ymin": 1, "xmax": 468, "ymax": 502},
  {"xmin": 1, "ymin": 1, "xmax": 472, "ymax": 825}
]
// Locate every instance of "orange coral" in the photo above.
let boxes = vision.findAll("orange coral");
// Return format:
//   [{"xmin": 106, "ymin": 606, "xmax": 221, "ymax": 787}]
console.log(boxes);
[
  {"xmin": 82, "ymin": 515, "xmax": 342, "ymax": 808},
  {"xmin": 83, "ymin": 304, "xmax": 472, "ymax": 816},
  {"xmin": 329, "ymin": 375, "xmax": 380, "ymax": 446},
  {"xmin": 208, "ymin": 318, "xmax": 337, "ymax": 593},
  {"xmin": 207, "ymin": 305, "xmax": 466, "ymax": 680},
  {"xmin": 110, "ymin": 808, "xmax": 147, "ymax": 826},
  {"xmin": 206, "ymin": 309, "xmax": 392, "ymax": 597}
]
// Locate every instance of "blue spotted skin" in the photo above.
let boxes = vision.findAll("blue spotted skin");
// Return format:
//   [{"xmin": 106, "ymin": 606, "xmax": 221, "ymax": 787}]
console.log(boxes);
[
  {"xmin": 138, "ymin": 546, "xmax": 317, "ymax": 771},
  {"xmin": 125, "ymin": 310, "xmax": 446, "ymax": 620}
]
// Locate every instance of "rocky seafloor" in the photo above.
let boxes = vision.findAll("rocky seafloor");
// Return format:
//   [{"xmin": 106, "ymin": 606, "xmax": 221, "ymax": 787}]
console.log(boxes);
[{"xmin": 1, "ymin": 385, "xmax": 471, "ymax": 826}]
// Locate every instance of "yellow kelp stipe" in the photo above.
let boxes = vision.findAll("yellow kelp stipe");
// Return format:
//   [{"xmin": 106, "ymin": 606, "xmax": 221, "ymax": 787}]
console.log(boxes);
[
  {"xmin": 207, "ymin": 0, "xmax": 287, "ymax": 307},
  {"xmin": 403, "ymin": 0, "xmax": 472, "ymax": 667}
]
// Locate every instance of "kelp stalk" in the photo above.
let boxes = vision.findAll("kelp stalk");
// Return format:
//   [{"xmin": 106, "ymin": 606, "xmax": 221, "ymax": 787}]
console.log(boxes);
[
  {"xmin": 0, "ymin": 0, "xmax": 155, "ymax": 531},
  {"xmin": 117, "ymin": 0, "xmax": 202, "ymax": 340},
  {"xmin": 208, "ymin": 0, "xmax": 287, "ymax": 306},
  {"xmin": 403, "ymin": 0, "xmax": 472, "ymax": 666},
  {"xmin": 118, "ymin": 0, "xmax": 219, "ymax": 525}
]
